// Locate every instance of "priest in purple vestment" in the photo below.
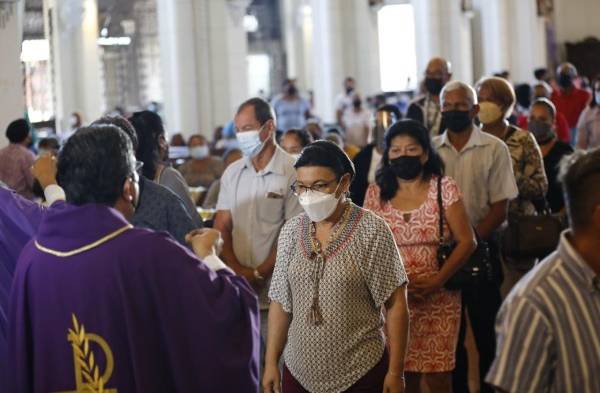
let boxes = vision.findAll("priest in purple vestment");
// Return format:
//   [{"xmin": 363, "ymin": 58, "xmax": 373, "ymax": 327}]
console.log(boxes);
[{"xmin": 8, "ymin": 125, "xmax": 260, "ymax": 393}]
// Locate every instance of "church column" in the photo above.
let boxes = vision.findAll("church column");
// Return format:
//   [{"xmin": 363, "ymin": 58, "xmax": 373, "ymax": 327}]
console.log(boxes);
[
  {"xmin": 309, "ymin": 0, "xmax": 344, "ymax": 123},
  {"xmin": 413, "ymin": 0, "xmax": 474, "ymax": 84},
  {"xmin": 156, "ymin": 0, "xmax": 248, "ymax": 139},
  {"xmin": 44, "ymin": 0, "xmax": 104, "ymax": 135},
  {"xmin": 0, "ymin": 1, "xmax": 25, "ymax": 148}
]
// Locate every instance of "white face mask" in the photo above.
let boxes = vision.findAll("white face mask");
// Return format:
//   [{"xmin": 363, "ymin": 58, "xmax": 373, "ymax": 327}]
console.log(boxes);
[
  {"xmin": 69, "ymin": 116, "xmax": 78, "ymax": 127},
  {"xmin": 236, "ymin": 129, "xmax": 266, "ymax": 157},
  {"xmin": 190, "ymin": 145, "xmax": 210, "ymax": 160},
  {"xmin": 478, "ymin": 102, "xmax": 504, "ymax": 124},
  {"xmin": 298, "ymin": 183, "xmax": 342, "ymax": 222}
]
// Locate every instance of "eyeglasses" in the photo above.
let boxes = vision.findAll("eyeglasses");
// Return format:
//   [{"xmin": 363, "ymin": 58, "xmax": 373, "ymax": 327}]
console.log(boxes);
[{"xmin": 291, "ymin": 179, "xmax": 338, "ymax": 196}]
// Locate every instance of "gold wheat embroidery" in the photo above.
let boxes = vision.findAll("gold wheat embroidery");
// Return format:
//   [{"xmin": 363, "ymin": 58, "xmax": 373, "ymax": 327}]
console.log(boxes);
[{"xmin": 67, "ymin": 314, "xmax": 105, "ymax": 393}]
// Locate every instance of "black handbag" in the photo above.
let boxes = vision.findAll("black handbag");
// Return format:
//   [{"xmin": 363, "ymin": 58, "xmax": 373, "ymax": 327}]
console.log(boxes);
[
  {"xmin": 501, "ymin": 203, "xmax": 565, "ymax": 259},
  {"xmin": 436, "ymin": 176, "xmax": 494, "ymax": 290}
]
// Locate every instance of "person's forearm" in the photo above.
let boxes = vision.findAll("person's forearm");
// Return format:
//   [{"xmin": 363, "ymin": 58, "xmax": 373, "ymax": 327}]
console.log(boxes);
[
  {"xmin": 265, "ymin": 303, "xmax": 291, "ymax": 367},
  {"xmin": 476, "ymin": 203, "xmax": 508, "ymax": 240},
  {"xmin": 386, "ymin": 287, "xmax": 409, "ymax": 375},
  {"xmin": 257, "ymin": 246, "xmax": 277, "ymax": 278},
  {"xmin": 218, "ymin": 228, "xmax": 245, "ymax": 272}
]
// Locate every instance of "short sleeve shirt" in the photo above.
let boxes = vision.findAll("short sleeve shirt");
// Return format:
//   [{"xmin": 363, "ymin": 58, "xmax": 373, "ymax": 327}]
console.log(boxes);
[
  {"xmin": 433, "ymin": 126, "xmax": 518, "ymax": 226},
  {"xmin": 271, "ymin": 96, "xmax": 311, "ymax": 131},
  {"xmin": 269, "ymin": 204, "xmax": 408, "ymax": 393},
  {"xmin": 217, "ymin": 147, "xmax": 302, "ymax": 306}
]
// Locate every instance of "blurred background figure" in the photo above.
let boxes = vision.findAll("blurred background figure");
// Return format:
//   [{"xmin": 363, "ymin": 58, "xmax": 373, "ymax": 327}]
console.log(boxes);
[
  {"xmin": 576, "ymin": 76, "xmax": 600, "ymax": 150},
  {"xmin": 335, "ymin": 76, "xmax": 356, "ymax": 125},
  {"xmin": 0, "ymin": 119, "xmax": 35, "ymax": 199},
  {"xmin": 202, "ymin": 148, "xmax": 243, "ymax": 209},
  {"xmin": 178, "ymin": 134, "xmax": 224, "ymax": 189},
  {"xmin": 279, "ymin": 128, "xmax": 313, "ymax": 158},
  {"xmin": 340, "ymin": 92, "xmax": 372, "ymax": 148},
  {"xmin": 271, "ymin": 78, "xmax": 311, "ymax": 132}
]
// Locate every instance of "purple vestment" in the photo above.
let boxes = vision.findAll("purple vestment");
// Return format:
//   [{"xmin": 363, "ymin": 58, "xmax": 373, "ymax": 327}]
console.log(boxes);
[
  {"xmin": 0, "ymin": 187, "xmax": 45, "ymax": 389},
  {"xmin": 8, "ymin": 202, "xmax": 260, "ymax": 393}
]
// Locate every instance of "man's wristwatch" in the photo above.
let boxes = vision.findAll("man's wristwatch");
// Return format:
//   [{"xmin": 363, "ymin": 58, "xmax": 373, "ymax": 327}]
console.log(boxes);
[{"xmin": 253, "ymin": 269, "xmax": 265, "ymax": 281}]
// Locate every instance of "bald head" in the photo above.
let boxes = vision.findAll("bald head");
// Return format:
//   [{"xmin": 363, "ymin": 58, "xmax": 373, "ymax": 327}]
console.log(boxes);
[{"xmin": 426, "ymin": 58, "xmax": 452, "ymax": 78}]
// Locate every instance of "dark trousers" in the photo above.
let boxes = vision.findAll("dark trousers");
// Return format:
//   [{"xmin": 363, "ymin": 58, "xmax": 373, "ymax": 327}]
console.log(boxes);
[
  {"xmin": 283, "ymin": 350, "xmax": 389, "ymax": 393},
  {"xmin": 452, "ymin": 239, "xmax": 503, "ymax": 393}
]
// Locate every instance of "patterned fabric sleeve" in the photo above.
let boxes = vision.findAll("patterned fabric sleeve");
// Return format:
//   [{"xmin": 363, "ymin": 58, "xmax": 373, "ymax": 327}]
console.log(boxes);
[
  {"xmin": 358, "ymin": 213, "xmax": 408, "ymax": 308},
  {"xmin": 441, "ymin": 176, "xmax": 463, "ymax": 210},
  {"xmin": 513, "ymin": 131, "xmax": 548, "ymax": 200},
  {"xmin": 268, "ymin": 218, "xmax": 299, "ymax": 313},
  {"xmin": 486, "ymin": 297, "xmax": 554, "ymax": 393},
  {"xmin": 363, "ymin": 183, "xmax": 381, "ymax": 213}
]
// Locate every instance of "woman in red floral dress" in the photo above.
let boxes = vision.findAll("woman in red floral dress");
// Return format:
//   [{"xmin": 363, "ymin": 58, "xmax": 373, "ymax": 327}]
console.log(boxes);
[{"xmin": 364, "ymin": 119, "xmax": 476, "ymax": 393}]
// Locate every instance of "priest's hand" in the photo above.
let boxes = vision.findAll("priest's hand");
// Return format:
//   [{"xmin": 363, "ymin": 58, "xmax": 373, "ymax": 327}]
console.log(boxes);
[
  {"xmin": 186, "ymin": 228, "xmax": 223, "ymax": 259},
  {"xmin": 262, "ymin": 363, "xmax": 281, "ymax": 393},
  {"xmin": 31, "ymin": 155, "xmax": 58, "ymax": 189}
]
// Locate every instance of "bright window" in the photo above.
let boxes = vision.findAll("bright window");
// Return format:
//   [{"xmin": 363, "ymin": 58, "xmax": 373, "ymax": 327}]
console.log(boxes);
[
  {"xmin": 377, "ymin": 4, "xmax": 418, "ymax": 92},
  {"xmin": 247, "ymin": 54, "xmax": 271, "ymax": 98}
]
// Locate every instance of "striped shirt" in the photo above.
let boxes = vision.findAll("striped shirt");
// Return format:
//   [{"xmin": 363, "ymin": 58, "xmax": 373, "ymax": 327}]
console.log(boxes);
[{"xmin": 486, "ymin": 231, "xmax": 600, "ymax": 393}]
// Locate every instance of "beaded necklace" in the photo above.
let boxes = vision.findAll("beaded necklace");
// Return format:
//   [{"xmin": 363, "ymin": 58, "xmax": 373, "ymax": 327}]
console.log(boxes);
[{"xmin": 307, "ymin": 202, "xmax": 352, "ymax": 325}]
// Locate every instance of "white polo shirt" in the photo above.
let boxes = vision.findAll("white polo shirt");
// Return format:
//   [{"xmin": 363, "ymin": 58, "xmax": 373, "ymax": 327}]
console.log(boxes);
[{"xmin": 433, "ymin": 126, "xmax": 518, "ymax": 226}]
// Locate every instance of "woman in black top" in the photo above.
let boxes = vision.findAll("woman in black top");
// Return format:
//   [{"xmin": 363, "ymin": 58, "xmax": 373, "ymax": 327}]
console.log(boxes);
[{"xmin": 528, "ymin": 98, "xmax": 574, "ymax": 213}]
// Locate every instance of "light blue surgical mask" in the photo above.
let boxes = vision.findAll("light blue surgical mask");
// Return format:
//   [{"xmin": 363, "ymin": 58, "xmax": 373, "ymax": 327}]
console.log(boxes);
[{"xmin": 236, "ymin": 126, "xmax": 266, "ymax": 157}]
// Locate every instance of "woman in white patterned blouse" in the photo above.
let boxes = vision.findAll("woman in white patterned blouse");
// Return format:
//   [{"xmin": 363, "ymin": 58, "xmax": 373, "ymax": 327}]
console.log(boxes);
[{"xmin": 264, "ymin": 141, "xmax": 410, "ymax": 393}]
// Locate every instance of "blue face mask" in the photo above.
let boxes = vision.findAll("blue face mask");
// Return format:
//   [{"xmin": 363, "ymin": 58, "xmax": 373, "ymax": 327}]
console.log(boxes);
[{"xmin": 236, "ymin": 127, "xmax": 266, "ymax": 157}]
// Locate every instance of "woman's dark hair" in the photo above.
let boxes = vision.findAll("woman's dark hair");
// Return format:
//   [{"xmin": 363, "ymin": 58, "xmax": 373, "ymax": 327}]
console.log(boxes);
[
  {"xmin": 376, "ymin": 119, "xmax": 445, "ymax": 201},
  {"xmin": 283, "ymin": 128, "xmax": 314, "ymax": 148},
  {"xmin": 129, "ymin": 110, "xmax": 165, "ymax": 179},
  {"xmin": 294, "ymin": 140, "xmax": 355, "ymax": 181},
  {"xmin": 590, "ymin": 75, "xmax": 600, "ymax": 108},
  {"xmin": 57, "ymin": 125, "xmax": 134, "ymax": 206}
]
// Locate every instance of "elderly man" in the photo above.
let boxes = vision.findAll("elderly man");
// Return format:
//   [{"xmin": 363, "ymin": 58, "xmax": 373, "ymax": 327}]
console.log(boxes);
[
  {"xmin": 487, "ymin": 148, "xmax": 600, "ymax": 393},
  {"xmin": 407, "ymin": 57, "xmax": 453, "ymax": 136},
  {"xmin": 433, "ymin": 81, "xmax": 518, "ymax": 393}
]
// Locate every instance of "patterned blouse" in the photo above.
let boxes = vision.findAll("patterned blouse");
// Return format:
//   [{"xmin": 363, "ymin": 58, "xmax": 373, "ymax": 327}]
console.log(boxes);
[
  {"xmin": 269, "ymin": 203, "xmax": 407, "ymax": 393},
  {"xmin": 504, "ymin": 126, "xmax": 548, "ymax": 216}
]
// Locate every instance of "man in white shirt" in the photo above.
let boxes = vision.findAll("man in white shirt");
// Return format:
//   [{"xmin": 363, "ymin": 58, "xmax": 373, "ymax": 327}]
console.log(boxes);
[
  {"xmin": 215, "ymin": 98, "xmax": 303, "ymax": 336},
  {"xmin": 341, "ymin": 93, "xmax": 372, "ymax": 147},
  {"xmin": 433, "ymin": 81, "xmax": 518, "ymax": 393}
]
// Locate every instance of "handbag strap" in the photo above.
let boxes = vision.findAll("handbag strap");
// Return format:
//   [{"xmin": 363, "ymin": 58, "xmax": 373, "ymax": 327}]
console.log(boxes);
[{"xmin": 437, "ymin": 176, "xmax": 445, "ymax": 244}]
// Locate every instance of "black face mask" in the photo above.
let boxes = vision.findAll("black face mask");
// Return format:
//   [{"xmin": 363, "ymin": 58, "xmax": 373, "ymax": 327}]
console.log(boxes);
[
  {"xmin": 352, "ymin": 99, "xmax": 361, "ymax": 108},
  {"xmin": 287, "ymin": 86, "xmax": 298, "ymax": 95},
  {"xmin": 424, "ymin": 78, "xmax": 444, "ymax": 95},
  {"xmin": 558, "ymin": 74, "xmax": 573, "ymax": 89},
  {"xmin": 390, "ymin": 155, "xmax": 423, "ymax": 180},
  {"xmin": 529, "ymin": 120, "xmax": 555, "ymax": 144},
  {"xmin": 442, "ymin": 110, "xmax": 472, "ymax": 133},
  {"xmin": 346, "ymin": 86, "xmax": 354, "ymax": 94}
]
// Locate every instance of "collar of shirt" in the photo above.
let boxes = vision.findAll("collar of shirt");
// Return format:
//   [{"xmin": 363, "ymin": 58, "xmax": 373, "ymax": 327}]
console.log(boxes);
[
  {"xmin": 435, "ymin": 125, "xmax": 490, "ymax": 153},
  {"xmin": 558, "ymin": 230, "xmax": 600, "ymax": 293},
  {"xmin": 242, "ymin": 145, "xmax": 289, "ymax": 176}
]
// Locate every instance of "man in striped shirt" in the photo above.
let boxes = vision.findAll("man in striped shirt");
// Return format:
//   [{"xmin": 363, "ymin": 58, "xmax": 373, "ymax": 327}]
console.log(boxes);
[{"xmin": 486, "ymin": 148, "xmax": 600, "ymax": 393}]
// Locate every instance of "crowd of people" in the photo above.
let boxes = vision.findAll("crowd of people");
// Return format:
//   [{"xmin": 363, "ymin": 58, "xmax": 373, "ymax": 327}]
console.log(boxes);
[{"xmin": 0, "ymin": 57, "xmax": 599, "ymax": 393}]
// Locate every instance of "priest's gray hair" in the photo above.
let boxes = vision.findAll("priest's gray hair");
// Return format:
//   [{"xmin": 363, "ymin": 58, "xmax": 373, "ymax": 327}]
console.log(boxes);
[{"xmin": 440, "ymin": 81, "xmax": 478, "ymax": 108}]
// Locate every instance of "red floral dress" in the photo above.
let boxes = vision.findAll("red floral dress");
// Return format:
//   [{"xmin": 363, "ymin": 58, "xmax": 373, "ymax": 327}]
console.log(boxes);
[{"xmin": 364, "ymin": 176, "xmax": 462, "ymax": 372}]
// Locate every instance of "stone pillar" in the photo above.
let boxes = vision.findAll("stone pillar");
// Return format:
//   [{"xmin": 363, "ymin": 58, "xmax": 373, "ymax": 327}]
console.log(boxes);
[
  {"xmin": 45, "ymin": 0, "xmax": 104, "ymax": 135},
  {"xmin": 413, "ymin": 0, "xmax": 474, "ymax": 84},
  {"xmin": 0, "ymin": 1, "xmax": 25, "ymax": 148},
  {"xmin": 156, "ymin": 0, "xmax": 248, "ymax": 139}
]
